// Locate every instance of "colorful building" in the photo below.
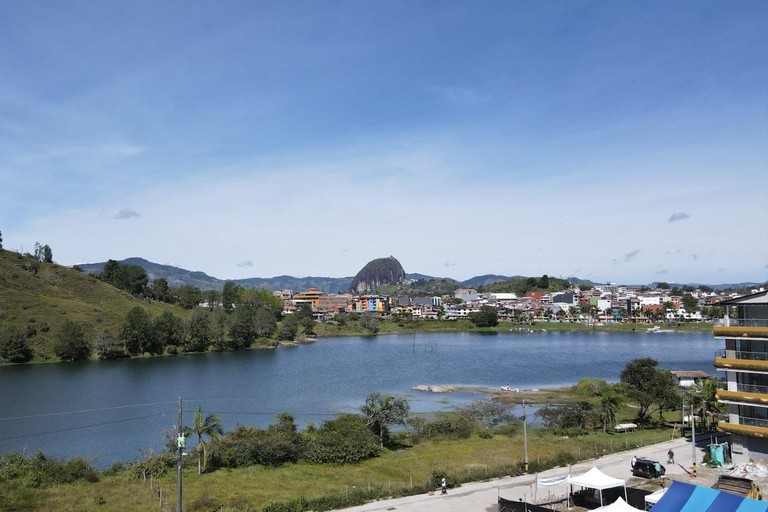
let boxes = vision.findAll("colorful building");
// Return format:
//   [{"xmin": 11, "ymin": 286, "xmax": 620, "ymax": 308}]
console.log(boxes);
[{"xmin": 713, "ymin": 291, "xmax": 768, "ymax": 463}]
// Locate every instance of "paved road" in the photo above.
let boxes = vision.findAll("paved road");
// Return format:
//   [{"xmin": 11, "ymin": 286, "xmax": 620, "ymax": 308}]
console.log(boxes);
[{"xmin": 343, "ymin": 435, "xmax": 718, "ymax": 512}]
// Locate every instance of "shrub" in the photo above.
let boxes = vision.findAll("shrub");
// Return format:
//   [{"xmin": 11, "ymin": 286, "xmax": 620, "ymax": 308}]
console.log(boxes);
[
  {"xmin": 477, "ymin": 428, "xmax": 493, "ymax": 439},
  {"xmin": 0, "ymin": 452, "xmax": 99, "ymax": 487},
  {"xmin": 304, "ymin": 414, "xmax": 380, "ymax": 464}
]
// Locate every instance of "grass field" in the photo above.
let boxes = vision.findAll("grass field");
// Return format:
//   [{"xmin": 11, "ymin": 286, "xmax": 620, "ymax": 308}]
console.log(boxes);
[
  {"xmin": 0, "ymin": 250, "xmax": 190, "ymax": 361},
  {"xmin": 3, "ymin": 427, "xmax": 677, "ymax": 512}
]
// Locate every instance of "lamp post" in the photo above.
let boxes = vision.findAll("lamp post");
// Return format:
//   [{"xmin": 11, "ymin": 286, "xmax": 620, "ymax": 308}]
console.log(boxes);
[
  {"xmin": 523, "ymin": 397, "xmax": 529, "ymax": 473},
  {"xmin": 691, "ymin": 405, "xmax": 697, "ymax": 477}
]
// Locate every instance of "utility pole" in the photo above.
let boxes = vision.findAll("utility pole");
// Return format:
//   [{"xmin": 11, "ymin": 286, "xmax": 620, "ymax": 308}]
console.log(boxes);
[
  {"xmin": 523, "ymin": 397, "xmax": 529, "ymax": 472},
  {"xmin": 681, "ymin": 392, "xmax": 685, "ymax": 438},
  {"xmin": 177, "ymin": 397, "xmax": 183, "ymax": 512},
  {"xmin": 690, "ymin": 404, "xmax": 697, "ymax": 477}
]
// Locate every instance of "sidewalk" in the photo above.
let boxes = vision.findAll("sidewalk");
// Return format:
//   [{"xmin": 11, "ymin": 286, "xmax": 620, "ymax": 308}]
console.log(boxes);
[{"xmin": 343, "ymin": 436, "xmax": 713, "ymax": 512}]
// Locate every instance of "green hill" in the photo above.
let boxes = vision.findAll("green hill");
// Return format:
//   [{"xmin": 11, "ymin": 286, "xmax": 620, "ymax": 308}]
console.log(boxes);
[
  {"xmin": 0, "ymin": 250, "xmax": 187, "ymax": 360},
  {"xmin": 477, "ymin": 275, "xmax": 571, "ymax": 295}
]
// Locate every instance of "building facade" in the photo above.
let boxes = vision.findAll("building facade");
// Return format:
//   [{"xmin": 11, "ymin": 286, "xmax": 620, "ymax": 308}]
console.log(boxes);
[{"xmin": 714, "ymin": 291, "xmax": 768, "ymax": 464}]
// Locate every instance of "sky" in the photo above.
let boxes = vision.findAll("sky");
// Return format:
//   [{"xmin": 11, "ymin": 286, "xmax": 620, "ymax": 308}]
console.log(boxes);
[{"xmin": 0, "ymin": 1, "xmax": 766, "ymax": 285}]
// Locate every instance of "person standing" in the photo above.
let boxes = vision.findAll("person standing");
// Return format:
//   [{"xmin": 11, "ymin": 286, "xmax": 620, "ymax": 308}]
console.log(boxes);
[
  {"xmin": 667, "ymin": 449, "xmax": 674, "ymax": 464},
  {"xmin": 441, "ymin": 477, "xmax": 447, "ymax": 495},
  {"xmin": 631, "ymin": 455, "xmax": 637, "ymax": 469}
]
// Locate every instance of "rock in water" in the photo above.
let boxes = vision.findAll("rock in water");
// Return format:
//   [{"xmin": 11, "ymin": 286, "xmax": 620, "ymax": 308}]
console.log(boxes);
[{"xmin": 349, "ymin": 256, "xmax": 405, "ymax": 293}]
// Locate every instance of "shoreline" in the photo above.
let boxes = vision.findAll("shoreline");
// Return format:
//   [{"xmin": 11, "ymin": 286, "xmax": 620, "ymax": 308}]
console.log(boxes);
[
  {"xmin": 1, "ymin": 321, "xmax": 714, "ymax": 367},
  {"xmin": 412, "ymin": 383, "xmax": 580, "ymax": 405}
]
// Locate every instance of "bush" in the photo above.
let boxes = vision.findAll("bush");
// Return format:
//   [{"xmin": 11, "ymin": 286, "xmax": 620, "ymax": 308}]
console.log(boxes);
[
  {"xmin": 477, "ymin": 428, "xmax": 493, "ymax": 439},
  {"xmin": 211, "ymin": 416, "xmax": 304, "ymax": 469},
  {"xmin": 0, "ymin": 452, "xmax": 99, "ymax": 487},
  {"xmin": 304, "ymin": 414, "xmax": 380, "ymax": 464}
]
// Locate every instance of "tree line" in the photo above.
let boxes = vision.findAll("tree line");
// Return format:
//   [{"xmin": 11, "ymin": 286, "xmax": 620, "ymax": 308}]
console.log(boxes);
[{"xmin": 0, "ymin": 280, "xmax": 317, "ymax": 363}]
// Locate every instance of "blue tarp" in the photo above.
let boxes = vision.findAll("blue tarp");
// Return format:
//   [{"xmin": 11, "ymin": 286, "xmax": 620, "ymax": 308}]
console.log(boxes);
[
  {"xmin": 735, "ymin": 498, "xmax": 768, "ymax": 512},
  {"xmin": 678, "ymin": 485, "xmax": 718, "ymax": 512},
  {"xmin": 651, "ymin": 481, "xmax": 768, "ymax": 512},
  {"xmin": 706, "ymin": 491, "xmax": 749, "ymax": 512},
  {"xmin": 650, "ymin": 481, "xmax": 695, "ymax": 512}
]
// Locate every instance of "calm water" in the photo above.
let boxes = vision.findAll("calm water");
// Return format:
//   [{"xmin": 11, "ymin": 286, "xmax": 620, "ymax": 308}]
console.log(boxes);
[{"xmin": 0, "ymin": 331, "xmax": 718, "ymax": 467}]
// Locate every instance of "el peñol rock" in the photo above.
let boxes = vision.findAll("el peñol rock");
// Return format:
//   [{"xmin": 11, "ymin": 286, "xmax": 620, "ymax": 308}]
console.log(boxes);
[{"xmin": 349, "ymin": 256, "xmax": 405, "ymax": 293}]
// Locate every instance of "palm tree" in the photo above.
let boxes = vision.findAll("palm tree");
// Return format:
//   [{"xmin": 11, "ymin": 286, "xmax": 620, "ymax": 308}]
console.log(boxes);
[
  {"xmin": 598, "ymin": 390, "xmax": 624, "ymax": 434},
  {"xmin": 188, "ymin": 407, "xmax": 223, "ymax": 474}
]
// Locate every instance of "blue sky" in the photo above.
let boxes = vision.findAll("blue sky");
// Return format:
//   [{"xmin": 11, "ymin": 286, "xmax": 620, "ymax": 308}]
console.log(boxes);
[{"xmin": 1, "ymin": 1, "xmax": 766, "ymax": 284}]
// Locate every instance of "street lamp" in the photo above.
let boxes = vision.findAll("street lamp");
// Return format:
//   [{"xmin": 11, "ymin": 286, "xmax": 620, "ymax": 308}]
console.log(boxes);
[{"xmin": 522, "ymin": 397, "xmax": 529, "ymax": 472}]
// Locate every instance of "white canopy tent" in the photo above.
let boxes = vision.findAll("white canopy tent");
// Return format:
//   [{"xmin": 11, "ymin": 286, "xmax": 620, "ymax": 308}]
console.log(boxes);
[
  {"xmin": 566, "ymin": 467, "xmax": 628, "ymax": 507},
  {"xmin": 643, "ymin": 487, "xmax": 668, "ymax": 509},
  {"xmin": 594, "ymin": 497, "xmax": 643, "ymax": 511}
]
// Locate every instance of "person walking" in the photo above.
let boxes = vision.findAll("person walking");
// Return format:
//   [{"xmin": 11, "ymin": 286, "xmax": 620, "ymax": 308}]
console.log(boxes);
[
  {"xmin": 441, "ymin": 477, "xmax": 447, "ymax": 495},
  {"xmin": 667, "ymin": 449, "xmax": 674, "ymax": 464}
]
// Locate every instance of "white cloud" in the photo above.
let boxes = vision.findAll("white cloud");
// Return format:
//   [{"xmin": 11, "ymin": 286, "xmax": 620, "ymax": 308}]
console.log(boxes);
[
  {"xmin": 668, "ymin": 212, "xmax": 690, "ymax": 222},
  {"xmin": 114, "ymin": 208, "xmax": 140, "ymax": 220},
  {"xmin": 613, "ymin": 249, "xmax": 641, "ymax": 264}
]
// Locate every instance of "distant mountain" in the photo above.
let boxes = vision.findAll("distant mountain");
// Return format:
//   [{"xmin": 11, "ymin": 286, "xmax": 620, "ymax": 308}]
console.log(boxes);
[
  {"xmin": 566, "ymin": 277, "xmax": 600, "ymax": 287},
  {"xmin": 349, "ymin": 256, "xmax": 405, "ymax": 293},
  {"xmin": 236, "ymin": 276, "xmax": 353, "ymax": 294},
  {"xmin": 648, "ymin": 281, "xmax": 766, "ymax": 292},
  {"xmin": 79, "ymin": 258, "xmax": 352, "ymax": 293},
  {"xmin": 79, "ymin": 257, "xmax": 222, "ymax": 290},
  {"xmin": 460, "ymin": 274, "xmax": 515, "ymax": 288},
  {"xmin": 405, "ymin": 272, "xmax": 442, "ymax": 281}
]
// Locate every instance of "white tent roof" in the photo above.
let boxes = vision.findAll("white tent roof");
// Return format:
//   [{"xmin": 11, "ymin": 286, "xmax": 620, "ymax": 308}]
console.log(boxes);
[
  {"xmin": 644, "ymin": 487, "xmax": 668, "ymax": 504},
  {"xmin": 594, "ymin": 497, "xmax": 643, "ymax": 511},
  {"xmin": 566, "ymin": 467, "xmax": 626, "ymax": 490}
]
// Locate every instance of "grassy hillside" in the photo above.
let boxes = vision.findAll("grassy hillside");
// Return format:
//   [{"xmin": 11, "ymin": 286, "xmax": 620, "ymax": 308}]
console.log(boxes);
[
  {"xmin": 478, "ymin": 275, "xmax": 571, "ymax": 295},
  {"xmin": 0, "ymin": 250, "xmax": 188, "ymax": 360}
]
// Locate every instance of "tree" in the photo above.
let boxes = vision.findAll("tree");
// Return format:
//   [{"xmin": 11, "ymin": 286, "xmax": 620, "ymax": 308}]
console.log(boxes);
[
  {"xmin": 229, "ymin": 302, "xmax": 257, "ymax": 349},
  {"xmin": 100, "ymin": 260, "xmax": 148, "ymax": 295},
  {"xmin": 682, "ymin": 294, "xmax": 699, "ymax": 313},
  {"xmin": 42, "ymin": 245, "xmax": 52, "ymax": 263},
  {"xmin": 120, "ymin": 307, "xmax": 156, "ymax": 355},
  {"xmin": 149, "ymin": 278, "xmax": 170, "ymax": 302},
  {"xmin": 54, "ymin": 320, "xmax": 91, "ymax": 361},
  {"xmin": 176, "ymin": 285, "xmax": 203, "ymax": 309},
  {"xmin": 657, "ymin": 282, "xmax": 670, "ymax": 290},
  {"xmin": 597, "ymin": 390, "xmax": 624, "ymax": 434},
  {"xmin": 539, "ymin": 274, "xmax": 550, "ymax": 289},
  {"xmin": 453, "ymin": 399, "xmax": 516, "ymax": 428},
  {"xmin": 0, "ymin": 229, "xmax": 3, "ymax": 249},
  {"xmin": 0, "ymin": 326, "xmax": 33, "ymax": 363},
  {"xmin": 154, "ymin": 311, "xmax": 182, "ymax": 349},
  {"xmin": 360, "ymin": 392, "xmax": 410, "ymax": 448},
  {"xmin": 184, "ymin": 309, "xmax": 211, "ymax": 352},
  {"xmin": 204, "ymin": 289, "xmax": 220, "ymax": 310},
  {"xmin": 221, "ymin": 281, "xmax": 242, "ymax": 314},
  {"xmin": 93, "ymin": 330, "xmax": 127, "ymax": 360},
  {"xmin": 304, "ymin": 414, "xmax": 380, "ymax": 464},
  {"xmin": 187, "ymin": 407, "xmax": 223, "ymax": 474},
  {"xmin": 620, "ymin": 358, "xmax": 677, "ymax": 423},
  {"xmin": 469, "ymin": 306, "xmax": 499, "ymax": 327},
  {"xmin": 209, "ymin": 308, "xmax": 229, "ymax": 351}
]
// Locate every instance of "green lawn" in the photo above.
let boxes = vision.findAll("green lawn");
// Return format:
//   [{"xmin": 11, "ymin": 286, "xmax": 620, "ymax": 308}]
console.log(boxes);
[{"xmin": 5, "ymin": 427, "xmax": 675, "ymax": 512}]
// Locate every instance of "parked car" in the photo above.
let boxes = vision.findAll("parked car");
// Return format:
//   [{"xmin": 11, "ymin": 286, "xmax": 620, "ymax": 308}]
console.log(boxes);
[{"xmin": 632, "ymin": 458, "xmax": 665, "ymax": 478}]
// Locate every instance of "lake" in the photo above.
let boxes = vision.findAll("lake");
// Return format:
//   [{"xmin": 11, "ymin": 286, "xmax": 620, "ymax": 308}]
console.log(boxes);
[{"xmin": 0, "ymin": 330, "xmax": 719, "ymax": 467}]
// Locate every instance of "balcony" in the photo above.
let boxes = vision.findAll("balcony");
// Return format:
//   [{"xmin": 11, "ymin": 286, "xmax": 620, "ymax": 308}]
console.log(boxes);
[
  {"xmin": 714, "ymin": 350, "xmax": 768, "ymax": 372},
  {"xmin": 717, "ymin": 382, "xmax": 768, "ymax": 405},
  {"xmin": 718, "ymin": 418, "xmax": 768, "ymax": 438},
  {"xmin": 713, "ymin": 318, "xmax": 768, "ymax": 339}
]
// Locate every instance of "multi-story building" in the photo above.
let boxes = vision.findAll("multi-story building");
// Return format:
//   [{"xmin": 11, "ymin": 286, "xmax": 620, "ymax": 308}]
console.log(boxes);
[
  {"xmin": 293, "ymin": 288, "xmax": 324, "ymax": 309},
  {"xmin": 713, "ymin": 291, "xmax": 768, "ymax": 463}
]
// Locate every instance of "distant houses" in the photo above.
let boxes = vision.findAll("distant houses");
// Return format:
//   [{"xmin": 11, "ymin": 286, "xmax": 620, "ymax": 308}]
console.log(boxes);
[{"xmin": 274, "ymin": 282, "xmax": 760, "ymax": 324}]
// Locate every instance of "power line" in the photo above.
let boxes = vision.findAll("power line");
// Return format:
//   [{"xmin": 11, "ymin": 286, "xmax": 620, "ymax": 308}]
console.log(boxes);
[
  {"xmin": 209, "ymin": 411, "xmax": 342, "ymax": 417},
  {"xmin": 0, "ymin": 412, "xmax": 171, "ymax": 442},
  {"xmin": 0, "ymin": 400, "xmax": 178, "ymax": 422}
]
